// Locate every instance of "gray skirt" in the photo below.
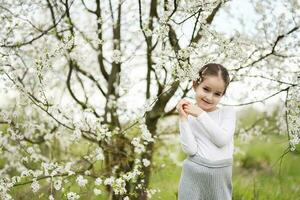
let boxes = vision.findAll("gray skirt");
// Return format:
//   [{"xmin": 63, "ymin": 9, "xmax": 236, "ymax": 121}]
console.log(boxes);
[{"xmin": 178, "ymin": 154, "xmax": 233, "ymax": 200}]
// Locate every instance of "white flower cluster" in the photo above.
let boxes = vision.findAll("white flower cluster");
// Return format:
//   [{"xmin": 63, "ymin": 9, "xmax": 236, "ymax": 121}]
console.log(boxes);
[
  {"xmin": 146, "ymin": 188, "xmax": 161, "ymax": 199},
  {"xmin": 73, "ymin": 111, "xmax": 113, "ymax": 142},
  {"xmin": 119, "ymin": 70, "xmax": 133, "ymax": 96},
  {"xmin": 47, "ymin": 105, "xmax": 69, "ymax": 126},
  {"xmin": 42, "ymin": 161, "xmax": 74, "ymax": 177},
  {"xmin": 53, "ymin": 178, "xmax": 62, "ymax": 191},
  {"xmin": 32, "ymin": 36, "xmax": 74, "ymax": 83},
  {"xmin": 94, "ymin": 188, "xmax": 102, "ymax": 195},
  {"xmin": 122, "ymin": 160, "xmax": 142, "ymax": 182},
  {"xmin": 34, "ymin": 49, "xmax": 51, "ymax": 74},
  {"xmin": 155, "ymin": 24, "xmax": 169, "ymax": 39},
  {"xmin": 0, "ymin": 177, "xmax": 13, "ymax": 199},
  {"xmin": 130, "ymin": 117, "xmax": 156, "ymax": 154},
  {"xmin": 67, "ymin": 192, "xmax": 80, "ymax": 200},
  {"xmin": 142, "ymin": 158, "xmax": 151, "ymax": 167},
  {"xmin": 61, "ymin": 35, "xmax": 75, "ymax": 51},
  {"xmin": 140, "ymin": 123, "xmax": 154, "ymax": 143},
  {"xmin": 102, "ymin": 160, "xmax": 143, "ymax": 196},
  {"xmin": 95, "ymin": 177, "xmax": 102, "ymax": 185},
  {"xmin": 289, "ymin": 133, "xmax": 299, "ymax": 152},
  {"xmin": 112, "ymin": 49, "xmax": 122, "ymax": 63},
  {"xmin": 173, "ymin": 61, "xmax": 190, "ymax": 82},
  {"xmin": 76, "ymin": 175, "xmax": 88, "ymax": 187},
  {"xmin": 113, "ymin": 178, "xmax": 127, "ymax": 195},
  {"xmin": 71, "ymin": 128, "xmax": 82, "ymax": 142},
  {"xmin": 177, "ymin": 48, "xmax": 192, "ymax": 60},
  {"xmin": 131, "ymin": 137, "xmax": 145, "ymax": 154},
  {"xmin": 82, "ymin": 109, "xmax": 102, "ymax": 127},
  {"xmin": 107, "ymin": 94, "xmax": 117, "ymax": 109},
  {"xmin": 104, "ymin": 176, "xmax": 127, "ymax": 195},
  {"xmin": 287, "ymin": 86, "xmax": 300, "ymax": 151},
  {"xmin": 193, "ymin": 22, "xmax": 247, "ymax": 63},
  {"xmin": 6, "ymin": 126, "xmax": 24, "ymax": 141},
  {"xmin": 104, "ymin": 176, "xmax": 115, "ymax": 186},
  {"xmin": 31, "ymin": 179, "xmax": 40, "ymax": 193},
  {"xmin": 94, "ymin": 147, "xmax": 105, "ymax": 161},
  {"xmin": 95, "ymin": 124, "xmax": 112, "ymax": 142},
  {"xmin": 84, "ymin": 147, "xmax": 104, "ymax": 162}
]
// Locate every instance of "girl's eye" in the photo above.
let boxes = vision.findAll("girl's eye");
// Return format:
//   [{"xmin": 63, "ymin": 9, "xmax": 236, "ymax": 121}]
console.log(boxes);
[{"xmin": 203, "ymin": 87, "xmax": 221, "ymax": 96}]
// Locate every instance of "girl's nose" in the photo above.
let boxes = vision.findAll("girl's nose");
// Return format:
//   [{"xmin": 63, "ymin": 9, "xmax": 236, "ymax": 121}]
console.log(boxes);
[{"xmin": 206, "ymin": 93, "xmax": 213, "ymax": 100}]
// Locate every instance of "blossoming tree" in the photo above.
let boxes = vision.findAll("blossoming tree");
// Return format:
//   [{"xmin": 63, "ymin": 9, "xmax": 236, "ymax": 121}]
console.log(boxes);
[{"xmin": 0, "ymin": 0, "xmax": 299, "ymax": 199}]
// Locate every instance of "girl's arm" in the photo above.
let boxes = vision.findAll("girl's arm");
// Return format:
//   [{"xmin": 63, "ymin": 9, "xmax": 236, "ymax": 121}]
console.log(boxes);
[
  {"xmin": 176, "ymin": 99, "xmax": 197, "ymax": 156},
  {"xmin": 194, "ymin": 107, "xmax": 236, "ymax": 148},
  {"xmin": 179, "ymin": 118, "xmax": 197, "ymax": 156}
]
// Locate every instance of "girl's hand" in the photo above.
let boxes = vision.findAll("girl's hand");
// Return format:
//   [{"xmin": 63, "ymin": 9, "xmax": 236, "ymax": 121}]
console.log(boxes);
[
  {"xmin": 176, "ymin": 99, "xmax": 191, "ymax": 121},
  {"xmin": 183, "ymin": 103, "xmax": 204, "ymax": 117}
]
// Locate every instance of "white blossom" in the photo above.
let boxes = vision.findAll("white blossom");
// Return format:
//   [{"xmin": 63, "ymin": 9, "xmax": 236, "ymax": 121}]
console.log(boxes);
[
  {"xmin": 146, "ymin": 188, "xmax": 160, "ymax": 199},
  {"xmin": 67, "ymin": 192, "xmax": 80, "ymax": 200},
  {"xmin": 71, "ymin": 129, "xmax": 82, "ymax": 141},
  {"xmin": 95, "ymin": 177, "xmax": 102, "ymax": 186},
  {"xmin": 53, "ymin": 179, "xmax": 62, "ymax": 190},
  {"xmin": 94, "ymin": 148, "xmax": 104, "ymax": 161},
  {"xmin": 142, "ymin": 159, "xmax": 151, "ymax": 167},
  {"xmin": 94, "ymin": 188, "xmax": 102, "ymax": 195},
  {"xmin": 76, "ymin": 175, "xmax": 88, "ymax": 187},
  {"xmin": 104, "ymin": 177, "xmax": 115, "ymax": 186},
  {"xmin": 131, "ymin": 137, "xmax": 146, "ymax": 154},
  {"xmin": 112, "ymin": 49, "xmax": 122, "ymax": 63},
  {"xmin": 31, "ymin": 180, "xmax": 40, "ymax": 193}
]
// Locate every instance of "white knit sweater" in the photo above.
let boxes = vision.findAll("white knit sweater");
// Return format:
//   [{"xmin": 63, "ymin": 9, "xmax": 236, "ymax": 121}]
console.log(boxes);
[{"xmin": 179, "ymin": 106, "xmax": 237, "ymax": 161}]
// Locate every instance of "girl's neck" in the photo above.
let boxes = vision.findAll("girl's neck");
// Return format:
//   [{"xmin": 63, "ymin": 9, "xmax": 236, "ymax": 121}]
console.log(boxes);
[{"xmin": 195, "ymin": 103, "xmax": 219, "ymax": 113}]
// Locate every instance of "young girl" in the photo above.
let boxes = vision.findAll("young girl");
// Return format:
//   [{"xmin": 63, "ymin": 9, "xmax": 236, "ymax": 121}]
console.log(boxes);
[{"xmin": 176, "ymin": 63, "xmax": 236, "ymax": 200}]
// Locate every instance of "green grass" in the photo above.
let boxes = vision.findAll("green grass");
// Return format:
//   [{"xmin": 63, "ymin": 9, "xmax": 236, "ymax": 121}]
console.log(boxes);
[{"xmin": 149, "ymin": 156, "xmax": 181, "ymax": 199}]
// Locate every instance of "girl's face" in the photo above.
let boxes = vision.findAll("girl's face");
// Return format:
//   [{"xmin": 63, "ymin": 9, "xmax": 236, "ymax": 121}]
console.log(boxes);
[{"xmin": 193, "ymin": 75, "xmax": 225, "ymax": 112}]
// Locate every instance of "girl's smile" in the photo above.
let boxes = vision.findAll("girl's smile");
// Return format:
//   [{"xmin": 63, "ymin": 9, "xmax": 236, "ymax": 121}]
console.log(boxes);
[{"xmin": 201, "ymin": 99, "xmax": 212, "ymax": 104}]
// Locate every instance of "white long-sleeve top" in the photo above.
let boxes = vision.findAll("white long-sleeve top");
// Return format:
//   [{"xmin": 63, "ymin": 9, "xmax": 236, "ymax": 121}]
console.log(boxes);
[{"xmin": 179, "ymin": 106, "xmax": 236, "ymax": 161}]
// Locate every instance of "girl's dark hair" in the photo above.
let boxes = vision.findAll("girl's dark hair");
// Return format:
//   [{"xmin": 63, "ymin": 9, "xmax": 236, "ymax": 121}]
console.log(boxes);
[{"xmin": 193, "ymin": 63, "xmax": 231, "ymax": 96}]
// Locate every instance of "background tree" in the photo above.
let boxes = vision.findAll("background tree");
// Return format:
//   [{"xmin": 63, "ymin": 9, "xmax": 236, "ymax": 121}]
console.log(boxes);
[{"xmin": 0, "ymin": 0, "xmax": 299, "ymax": 199}]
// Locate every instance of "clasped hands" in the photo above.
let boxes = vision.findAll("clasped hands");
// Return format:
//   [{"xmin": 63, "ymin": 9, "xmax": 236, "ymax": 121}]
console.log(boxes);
[{"xmin": 176, "ymin": 99, "xmax": 204, "ymax": 121}]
